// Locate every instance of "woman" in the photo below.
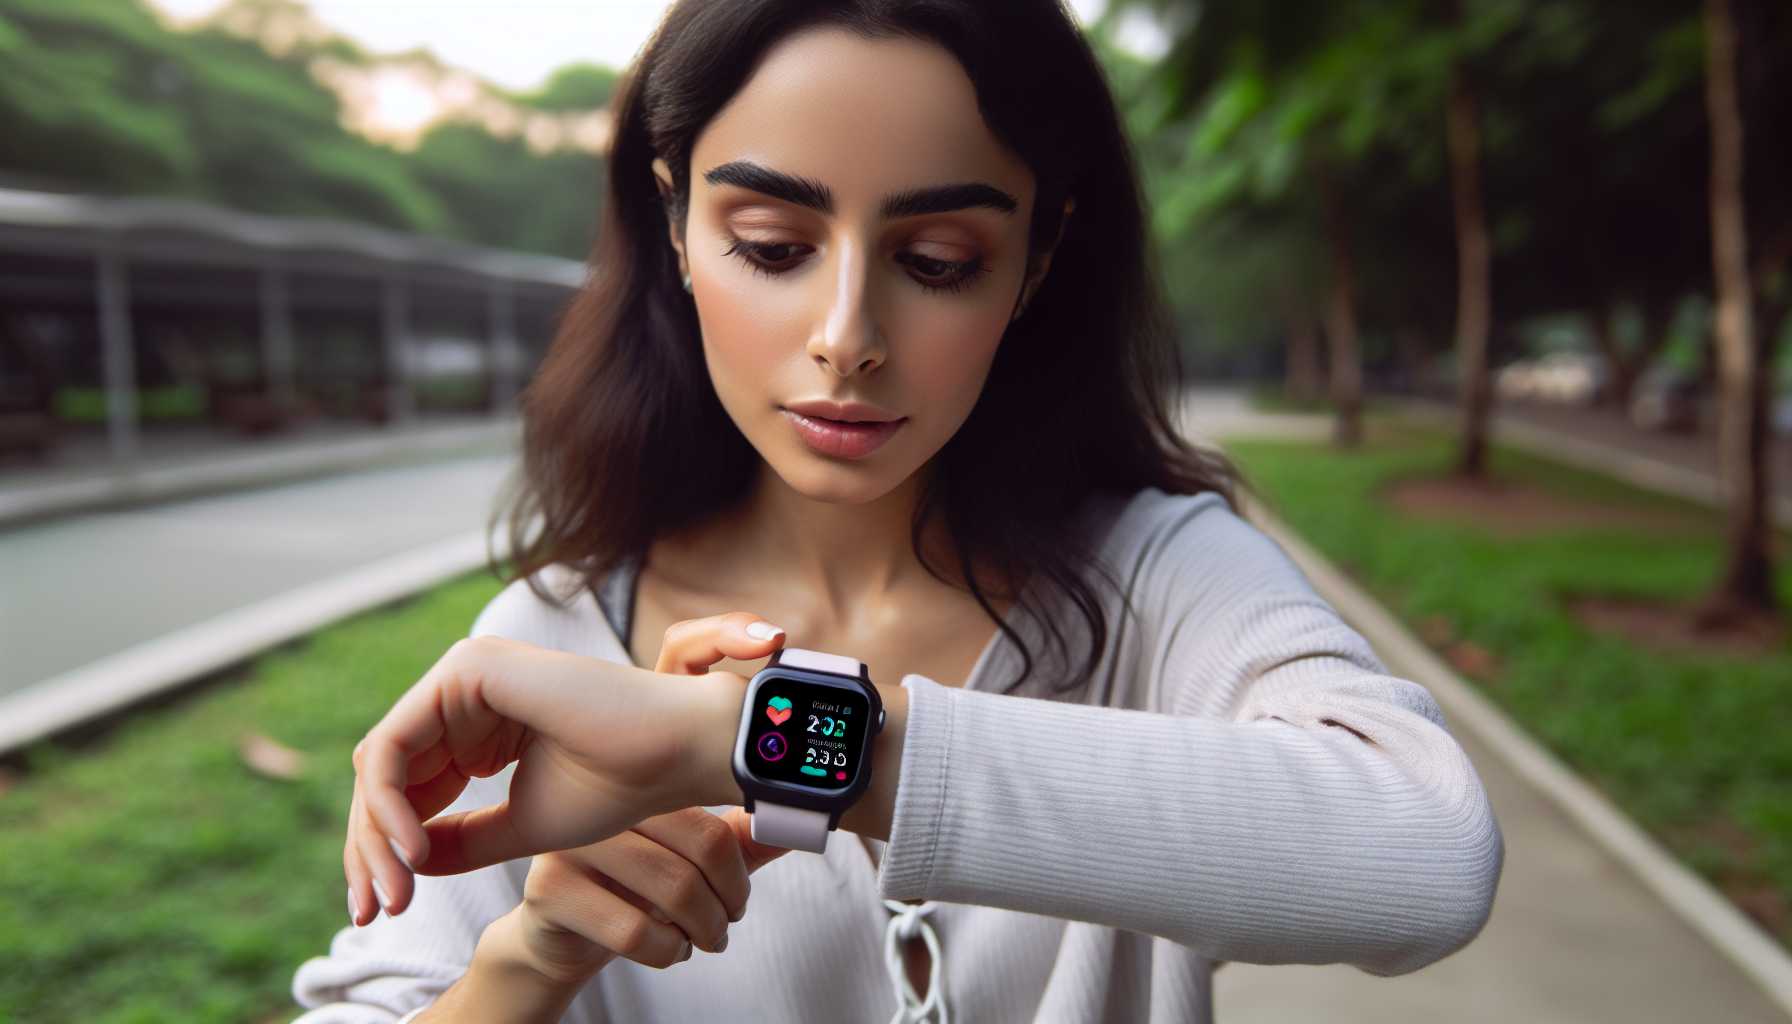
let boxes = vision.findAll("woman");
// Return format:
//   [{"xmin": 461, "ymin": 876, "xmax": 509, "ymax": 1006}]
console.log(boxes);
[{"xmin": 292, "ymin": 2, "xmax": 1505, "ymax": 1021}]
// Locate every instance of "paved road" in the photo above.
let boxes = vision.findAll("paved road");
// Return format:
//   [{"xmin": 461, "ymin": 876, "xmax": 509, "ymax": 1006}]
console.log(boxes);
[{"xmin": 0, "ymin": 451, "xmax": 517, "ymax": 695}]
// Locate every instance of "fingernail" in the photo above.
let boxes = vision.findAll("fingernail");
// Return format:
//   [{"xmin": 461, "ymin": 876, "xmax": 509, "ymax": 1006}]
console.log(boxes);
[
  {"xmin": 389, "ymin": 836, "xmax": 414, "ymax": 870},
  {"xmin": 372, "ymin": 877, "xmax": 391, "ymax": 913},
  {"xmin": 716, "ymin": 931, "xmax": 729, "ymax": 952},
  {"xmin": 744, "ymin": 621, "xmax": 784, "ymax": 641},
  {"xmin": 348, "ymin": 887, "xmax": 362, "ymax": 926},
  {"xmin": 681, "ymin": 940, "xmax": 694, "ymax": 962}
]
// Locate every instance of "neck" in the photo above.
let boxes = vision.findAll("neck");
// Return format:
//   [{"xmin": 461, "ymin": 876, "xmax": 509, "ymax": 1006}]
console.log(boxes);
[{"xmin": 725, "ymin": 460, "xmax": 950, "ymax": 624}]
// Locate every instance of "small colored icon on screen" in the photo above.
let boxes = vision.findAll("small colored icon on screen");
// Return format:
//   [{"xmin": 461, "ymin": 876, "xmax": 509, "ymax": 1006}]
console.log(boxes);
[
  {"xmin": 800, "ymin": 765, "xmax": 825, "ymax": 776},
  {"xmin": 836, "ymin": 771, "xmax": 847, "ymax": 780},
  {"xmin": 765, "ymin": 696, "xmax": 793, "ymax": 725},
  {"xmin": 757, "ymin": 733, "xmax": 787, "ymax": 761}
]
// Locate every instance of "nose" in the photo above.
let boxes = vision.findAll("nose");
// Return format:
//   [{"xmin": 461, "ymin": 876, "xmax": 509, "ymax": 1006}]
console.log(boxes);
[{"xmin": 808, "ymin": 240, "xmax": 886, "ymax": 378}]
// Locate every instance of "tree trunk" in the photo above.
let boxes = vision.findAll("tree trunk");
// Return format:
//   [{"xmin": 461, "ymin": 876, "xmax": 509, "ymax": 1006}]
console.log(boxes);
[
  {"xmin": 1318, "ymin": 164, "xmax": 1363, "ymax": 448},
  {"xmin": 1447, "ymin": 62, "xmax": 1494, "ymax": 479},
  {"xmin": 1285, "ymin": 312, "xmax": 1323, "ymax": 405},
  {"xmin": 1699, "ymin": 0, "xmax": 1776, "ymax": 620}
]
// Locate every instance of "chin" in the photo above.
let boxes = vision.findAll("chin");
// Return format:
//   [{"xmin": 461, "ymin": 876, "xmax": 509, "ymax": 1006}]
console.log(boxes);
[{"xmin": 770, "ymin": 449, "xmax": 915, "ymax": 502}]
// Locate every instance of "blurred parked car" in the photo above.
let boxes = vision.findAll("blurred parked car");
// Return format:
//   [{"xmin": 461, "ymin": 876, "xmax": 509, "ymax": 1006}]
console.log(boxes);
[
  {"xmin": 1629, "ymin": 365, "xmax": 1702, "ymax": 434},
  {"xmin": 1495, "ymin": 351, "xmax": 1606, "ymax": 404}
]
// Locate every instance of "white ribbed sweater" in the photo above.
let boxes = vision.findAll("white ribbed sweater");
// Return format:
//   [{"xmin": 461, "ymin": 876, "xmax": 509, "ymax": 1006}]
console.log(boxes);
[{"xmin": 290, "ymin": 486, "xmax": 1504, "ymax": 1023}]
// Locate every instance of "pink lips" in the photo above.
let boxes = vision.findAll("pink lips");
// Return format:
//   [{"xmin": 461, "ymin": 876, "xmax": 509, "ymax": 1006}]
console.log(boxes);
[{"xmin": 781, "ymin": 408, "xmax": 906, "ymax": 459}]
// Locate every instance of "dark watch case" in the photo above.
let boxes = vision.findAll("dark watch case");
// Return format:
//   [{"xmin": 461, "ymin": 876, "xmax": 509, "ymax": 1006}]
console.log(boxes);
[{"xmin": 730, "ymin": 653, "xmax": 886, "ymax": 828}]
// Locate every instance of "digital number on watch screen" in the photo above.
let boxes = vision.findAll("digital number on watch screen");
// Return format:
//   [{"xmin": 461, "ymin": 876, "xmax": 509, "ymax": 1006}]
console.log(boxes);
[{"xmin": 744, "ymin": 679, "xmax": 870, "ymax": 790}]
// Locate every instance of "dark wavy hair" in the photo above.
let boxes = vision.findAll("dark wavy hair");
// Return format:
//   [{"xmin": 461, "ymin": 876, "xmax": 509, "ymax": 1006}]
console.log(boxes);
[{"xmin": 492, "ymin": 0, "xmax": 1244, "ymax": 697}]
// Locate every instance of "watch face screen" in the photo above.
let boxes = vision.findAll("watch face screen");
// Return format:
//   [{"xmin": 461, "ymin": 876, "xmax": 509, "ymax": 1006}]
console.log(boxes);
[{"xmin": 743, "ymin": 676, "xmax": 871, "ymax": 791}]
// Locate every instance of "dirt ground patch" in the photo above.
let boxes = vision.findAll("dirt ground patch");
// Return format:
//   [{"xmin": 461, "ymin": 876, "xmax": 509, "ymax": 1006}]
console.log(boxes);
[
  {"xmin": 1663, "ymin": 814, "xmax": 1790, "ymax": 939},
  {"xmin": 1382, "ymin": 473, "xmax": 1712, "ymax": 538},
  {"xmin": 1563, "ymin": 593, "xmax": 1789, "ymax": 659}
]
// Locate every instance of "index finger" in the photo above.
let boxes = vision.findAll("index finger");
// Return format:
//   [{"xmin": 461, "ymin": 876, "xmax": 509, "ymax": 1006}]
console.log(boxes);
[
  {"xmin": 360, "ymin": 642, "xmax": 503, "ymax": 871},
  {"xmin": 655, "ymin": 612, "xmax": 786, "ymax": 675}
]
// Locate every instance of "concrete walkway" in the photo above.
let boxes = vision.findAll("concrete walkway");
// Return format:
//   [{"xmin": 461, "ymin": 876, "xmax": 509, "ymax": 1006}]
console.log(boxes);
[
  {"xmin": 0, "ymin": 414, "xmax": 518, "ymax": 529},
  {"xmin": 1389, "ymin": 394, "xmax": 1792, "ymax": 529},
  {"xmin": 1183, "ymin": 387, "xmax": 1791, "ymax": 1022}
]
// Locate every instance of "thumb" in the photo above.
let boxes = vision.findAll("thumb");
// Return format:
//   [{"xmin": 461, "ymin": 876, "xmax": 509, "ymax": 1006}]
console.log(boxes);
[{"xmin": 720, "ymin": 805, "xmax": 793, "ymax": 873}]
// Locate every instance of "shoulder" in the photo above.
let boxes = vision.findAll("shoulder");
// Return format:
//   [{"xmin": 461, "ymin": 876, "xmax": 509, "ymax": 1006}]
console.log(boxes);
[
  {"xmin": 1099, "ymin": 485, "xmax": 1318, "ymax": 614},
  {"xmin": 1094, "ymin": 485, "xmax": 1256, "ymax": 569},
  {"xmin": 469, "ymin": 563, "xmax": 618, "ymax": 659}
]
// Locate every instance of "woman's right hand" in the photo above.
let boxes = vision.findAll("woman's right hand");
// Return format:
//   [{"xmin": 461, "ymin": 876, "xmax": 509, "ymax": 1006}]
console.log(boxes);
[{"xmin": 496, "ymin": 612, "xmax": 797, "ymax": 983}]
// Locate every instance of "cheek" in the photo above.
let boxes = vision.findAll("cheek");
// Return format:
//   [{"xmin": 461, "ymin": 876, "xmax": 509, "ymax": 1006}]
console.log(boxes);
[
  {"xmin": 900, "ymin": 304, "xmax": 1008, "ymax": 412},
  {"xmin": 692, "ymin": 283, "xmax": 793, "ymax": 411}
]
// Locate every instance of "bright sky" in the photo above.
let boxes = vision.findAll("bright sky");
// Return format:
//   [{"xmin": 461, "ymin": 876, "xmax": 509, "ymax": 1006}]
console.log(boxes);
[{"xmin": 147, "ymin": 0, "xmax": 1165, "ymax": 91}]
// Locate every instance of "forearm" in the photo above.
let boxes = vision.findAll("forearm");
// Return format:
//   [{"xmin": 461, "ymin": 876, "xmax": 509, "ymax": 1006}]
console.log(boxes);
[
  {"xmin": 871, "ymin": 672, "xmax": 1504, "ymax": 976},
  {"xmin": 682, "ymin": 672, "xmax": 909, "ymax": 841},
  {"xmin": 412, "ymin": 910, "xmax": 609, "ymax": 1024}
]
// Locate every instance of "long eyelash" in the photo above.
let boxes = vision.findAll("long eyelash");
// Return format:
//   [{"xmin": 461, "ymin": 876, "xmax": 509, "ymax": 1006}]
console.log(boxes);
[{"xmin": 720, "ymin": 237, "xmax": 990, "ymax": 295}]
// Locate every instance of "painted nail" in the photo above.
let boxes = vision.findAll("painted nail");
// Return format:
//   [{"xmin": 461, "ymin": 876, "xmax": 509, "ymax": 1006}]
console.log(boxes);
[
  {"xmin": 348, "ymin": 887, "xmax": 361, "ymax": 926},
  {"xmin": 372, "ymin": 877, "xmax": 391, "ymax": 913},
  {"xmin": 716, "ymin": 931, "xmax": 729, "ymax": 952},
  {"xmin": 745, "ymin": 621, "xmax": 785, "ymax": 641},
  {"xmin": 388, "ymin": 836, "xmax": 414, "ymax": 870}
]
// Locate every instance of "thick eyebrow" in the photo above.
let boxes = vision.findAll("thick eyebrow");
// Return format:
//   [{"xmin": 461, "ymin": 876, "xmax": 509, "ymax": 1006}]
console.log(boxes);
[{"xmin": 702, "ymin": 159, "xmax": 1018, "ymax": 219}]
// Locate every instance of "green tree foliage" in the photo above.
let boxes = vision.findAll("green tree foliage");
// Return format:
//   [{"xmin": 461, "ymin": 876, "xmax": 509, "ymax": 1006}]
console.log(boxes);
[
  {"xmin": 0, "ymin": 0, "xmax": 202, "ymax": 191},
  {"xmin": 511, "ymin": 62, "xmax": 619, "ymax": 112},
  {"xmin": 1110, "ymin": 0, "xmax": 1790, "ymax": 370},
  {"xmin": 0, "ymin": 0, "xmax": 608, "ymax": 257},
  {"xmin": 409, "ymin": 120, "xmax": 603, "ymax": 257}
]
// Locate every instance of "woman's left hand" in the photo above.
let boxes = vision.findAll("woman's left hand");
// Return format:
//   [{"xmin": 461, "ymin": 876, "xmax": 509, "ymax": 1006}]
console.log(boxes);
[{"xmin": 343, "ymin": 633, "xmax": 742, "ymax": 921}]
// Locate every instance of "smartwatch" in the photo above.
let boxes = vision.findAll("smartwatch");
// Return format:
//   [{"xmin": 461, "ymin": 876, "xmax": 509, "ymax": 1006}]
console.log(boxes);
[{"xmin": 731, "ymin": 647, "xmax": 886, "ymax": 852}]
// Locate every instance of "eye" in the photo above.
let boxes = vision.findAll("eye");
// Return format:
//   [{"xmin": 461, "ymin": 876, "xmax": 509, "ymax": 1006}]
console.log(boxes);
[{"xmin": 721, "ymin": 236, "xmax": 992, "ymax": 295}]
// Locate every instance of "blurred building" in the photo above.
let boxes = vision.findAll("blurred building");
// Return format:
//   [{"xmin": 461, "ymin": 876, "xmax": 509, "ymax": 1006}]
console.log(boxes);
[{"xmin": 0, "ymin": 186, "xmax": 582, "ymax": 467}]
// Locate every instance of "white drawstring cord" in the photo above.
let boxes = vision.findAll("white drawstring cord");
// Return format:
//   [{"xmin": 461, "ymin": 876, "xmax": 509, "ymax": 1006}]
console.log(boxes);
[{"xmin": 881, "ymin": 898, "xmax": 949, "ymax": 1024}]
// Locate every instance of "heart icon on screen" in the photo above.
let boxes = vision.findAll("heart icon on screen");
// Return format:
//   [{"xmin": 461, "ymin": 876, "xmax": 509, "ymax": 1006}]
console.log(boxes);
[{"xmin": 765, "ymin": 696, "xmax": 792, "ymax": 725}]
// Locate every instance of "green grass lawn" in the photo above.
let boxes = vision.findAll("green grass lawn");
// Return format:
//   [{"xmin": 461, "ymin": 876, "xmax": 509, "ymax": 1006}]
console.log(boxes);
[
  {"xmin": 1244, "ymin": 381, "xmax": 1399, "ymax": 416},
  {"xmin": 0, "ymin": 571, "xmax": 505, "ymax": 1024},
  {"xmin": 1225, "ymin": 420, "xmax": 1792, "ymax": 952}
]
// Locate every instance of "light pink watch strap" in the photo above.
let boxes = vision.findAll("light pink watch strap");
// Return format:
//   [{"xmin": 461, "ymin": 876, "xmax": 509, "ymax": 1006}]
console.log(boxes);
[
  {"xmin": 751, "ymin": 647, "xmax": 866, "ymax": 853},
  {"xmin": 776, "ymin": 647, "xmax": 863, "ymax": 676},
  {"xmin": 749, "ymin": 801, "xmax": 832, "ymax": 852}
]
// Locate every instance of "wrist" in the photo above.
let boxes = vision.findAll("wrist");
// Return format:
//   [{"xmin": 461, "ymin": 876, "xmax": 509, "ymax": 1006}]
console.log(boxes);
[
  {"xmin": 495, "ymin": 905, "xmax": 618, "ymax": 982},
  {"xmin": 422, "ymin": 908, "xmax": 604, "ymax": 1022},
  {"xmin": 676, "ymin": 669, "xmax": 751, "ymax": 809}
]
